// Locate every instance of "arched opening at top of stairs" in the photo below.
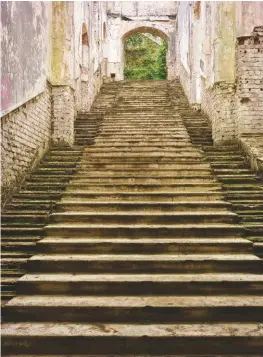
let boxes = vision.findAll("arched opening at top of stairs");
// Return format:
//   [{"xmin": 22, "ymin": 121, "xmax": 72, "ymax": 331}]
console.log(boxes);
[
  {"xmin": 122, "ymin": 26, "xmax": 169, "ymax": 42},
  {"xmin": 122, "ymin": 26, "xmax": 169, "ymax": 80}
]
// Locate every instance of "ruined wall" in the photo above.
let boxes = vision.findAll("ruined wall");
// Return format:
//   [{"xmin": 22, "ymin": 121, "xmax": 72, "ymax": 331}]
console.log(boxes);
[
  {"xmin": 1, "ymin": 85, "xmax": 52, "ymax": 204},
  {"xmin": 176, "ymin": 1, "xmax": 191, "ymax": 98},
  {"xmin": 1, "ymin": 2, "xmax": 53, "ymax": 205},
  {"xmin": 1, "ymin": 2, "xmax": 51, "ymax": 116},
  {"xmin": 236, "ymin": 2, "xmax": 263, "ymax": 37},
  {"xmin": 236, "ymin": 26, "xmax": 263, "ymax": 136},
  {"xmin": 106, "ymin": 1, "xmax": 177, "ymax": 80},
  {"xmin": 176, "ymin": 1, "xmax": 263, "ymax": 144},
  {"xmin": 74, "ymin": 2, "xmax": 108, "ymax": 112},
  {"xmin": 1, "ymin": 1, "xmax": 108, "ymax": 205}
]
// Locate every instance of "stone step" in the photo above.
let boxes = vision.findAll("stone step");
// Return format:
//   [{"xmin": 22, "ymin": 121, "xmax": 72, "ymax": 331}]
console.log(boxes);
[
  {"xmin": 15, "ymin": 273, "xmax": 263, "ymax": 295},
  {"xmin": 27, "ymin": 253, "xmax": 261, "ymax": 274},
  {"xmin": 39, "ymin": 162, "xmax": 79, "ymax": 168},
  {"xmin": 1, "ymin": 236, "xmax": 42, "ymax": 243},
  {"xmin": 98, "ymin": 130, "xmax": 187, "ymax": 135},
  {"xmin": 26, "ymin": 176, "xmax": 71, "ymax": 183},
  {"xmin": 77, "ymin": 163, "xmax": 212, "ymax": 170},
  {"xmin": 96, "ymin": 135, "xmax": 189, "ymax": 140},
  {"xmin": 2, "ymin": 214, "xmax": 48, "ymax": 224},
  {"xmin": 50, "ymin": 212, "xmax": 238, "ymax": 225},
  {"xmin": 65, "ymin": 183, "xmax": 222, "ymax": 193},
  {"xmin": 82, "ymin": 147, "xmax": 202, "ymax": 152},
  {"xmin": 37, "ymin": 237, "xmax": 252, "ymax": 254},
  {"xmin": 217, "ymin": 175, "xmax": 260, "ymax": 182},
  {"xmin": 61, "ymin": 191, "xmax": 224, "ymax": 202},
  {"xmin": 70, "ymin": 177, "xmax": 218, "ymax": 185},
  {"xmin": 56, "ymin": 201, "xmax": 231, "ymax": 212},
  {"xmin": 203, "ymin": 146, "xmax": 239, "ymax": 152},
  {"xmin": 43, "ymin": 155, "xmax": 80, "ymax": 162},
  {"xmin": 80, "ymin": 153, "xmax": 202, "ymax": 159},
  {"xmin": 223, "ymin": 184, "xmax": 263, "ymax": 191},
  {"xmin": 236, "ymin": 210, "xmax": 263, "ymax": 215},
  {"xmin": 226, "ymin": 192, "xmax": 263, "ymax": 200},
  {"xmin": 93, "ymin": 140, "xmax": 192, "ymax": 146},
  {"xmin": 72, "ymin": 170, "xmax": 214, "ymax": 177},
  {"xmin": 2, "ymin": 242, "xmax": 36, "ymax": 253},
  {"xmin": 22, "ymin": 183, "xmax": 69, "ymax": 191},
  {"xmin": 4, "ymin": 322, "xmax": 262, "ymax": 355},
  {"xmin": 5, "ymin": 200, "xmax": 55, "ymax": 210},
  {"xmin": 210, "ymin": 162, "xmax": 248, "ymax": 169},
  {"xmin": 4, "ymin": 295, "xmax": 262, "ymax": 323},
  {"xmin": 35, "ymin": 168, "xmax": 76, "ymax": 175},
  {"xmin": 13, "ymin": 192, "xmax": 62, "ymax": 200},
  {"xmin": 82, "ymin": 142, "xmax": 199, "ymax": 148},
  {"xmin": 45, "ymin": 223, "xmax": 243, "ymax": 238},
  {"xmin": 1, "ymin": 227, "xmax": 43, "ymax": 236},
  {"xmin": 100, "ymin": 123, "xmax": 185, "ymax": 128},
  {"xmin": 77, "ymin": 158, "xmax": 204, "ymax": 164}
]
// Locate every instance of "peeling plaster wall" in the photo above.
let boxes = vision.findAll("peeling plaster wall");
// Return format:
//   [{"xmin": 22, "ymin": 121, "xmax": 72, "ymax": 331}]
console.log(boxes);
[
  {"xmin": 1, "ymin": 2, "xmax": 53, "ymax": 205},
  {"xmin": 176, "ymin": 1, "xmax": 263, "ymax": 144},
  {"xmin": 1, "ymin": 1, "xmax": 51, "ymax": 116},
  {"xmin": 236, "ymin": 2, "xmax": 263, "ymax": 37},
  {"xmin": 1, "ymin": 1, "xmax": 108, "ymax": 204},
  {"xmin": 106, "ymin": 1, "xmax": 177, "ymax": 80},
  {"xmin": 74, "ymin": 2, "xmax": 108, "ymax": 112}
]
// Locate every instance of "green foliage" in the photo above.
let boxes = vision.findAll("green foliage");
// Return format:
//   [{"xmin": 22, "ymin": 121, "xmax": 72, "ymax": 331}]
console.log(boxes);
[{"xmin": 124, "ymin": 33, "xmax": 168, "ymax": 80}]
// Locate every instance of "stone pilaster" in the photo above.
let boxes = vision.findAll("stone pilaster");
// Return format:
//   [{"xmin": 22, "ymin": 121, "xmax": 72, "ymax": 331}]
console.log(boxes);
[{"xmin": 52, "ymin": 86, "xmax": 75, "ymax": 146}]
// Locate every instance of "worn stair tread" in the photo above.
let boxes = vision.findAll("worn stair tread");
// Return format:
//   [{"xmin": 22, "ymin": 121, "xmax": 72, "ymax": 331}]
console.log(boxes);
[
  {"xmin": 38, "ymin": 237, "xmax": 252, "ymax": 244},
  {"xmin": 2, "ymin": 322, "xmax": 263, "ymax": 337},
  {"xmin": 46, "ymin": 223, "xmax": 242, "ymax": 228},
  {"xmin": 6, "ymin": 295, "xmax": 263, "ymax": 308},
  {"xmin": 29, "ymin": 253, "xmax": 260, "ymax": 262},
  {"xmin": 57, "ymin": 200, "xmax": 230, "ymax": 207},
  {"xmin": 51, "ymin": 211, "xmax": 237, "ymax": 217},
  {"xmin": 19, "ymin": 273, "xmax": 263, "ymax": 283}
]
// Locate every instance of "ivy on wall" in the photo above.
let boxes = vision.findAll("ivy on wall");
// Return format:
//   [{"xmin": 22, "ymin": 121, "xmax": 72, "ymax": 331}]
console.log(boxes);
[{"xmin": 124, "ymin": 33, "xmax": 168, "ymax": 80}]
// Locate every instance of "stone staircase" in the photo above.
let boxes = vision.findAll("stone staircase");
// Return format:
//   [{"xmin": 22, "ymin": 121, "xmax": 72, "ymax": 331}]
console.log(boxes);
[
  {"xmin": 75, "ymin": 82, "xmax": 120, "ymax": 145},
  {"xmin": 1, "ymin": 82, "xmax": 118, "ymax": 306},
  {"xmin": 2, "ymin": 80, "xmax": 263, "ymax": 355},
  {"xmin": 168, "ymin": 81, "xmax": 263, "ymax": 258},
  {"xmin": 1, "ymin": 147, "xmax": 82, "ymax": 305}
]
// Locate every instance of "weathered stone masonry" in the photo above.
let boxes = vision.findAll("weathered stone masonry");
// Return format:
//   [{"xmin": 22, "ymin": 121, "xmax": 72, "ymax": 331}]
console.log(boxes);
[
  {"xmin": 1, "ymin": 1, "xmax": 108, "ymax": 205},
  {"xmin": 52, "ymin": 86, "xmax": 75, "ymax": 147},
  {"xmin": 236, "ymin": 27, "xmax": 263, "ymax": 136},
  {"xmin": 1, "ymin": 84, "xmax": 52, "ymax": 205},
  {"xmin": 176, "ymin": 2, "xmax": 263, "ymax": 169}
]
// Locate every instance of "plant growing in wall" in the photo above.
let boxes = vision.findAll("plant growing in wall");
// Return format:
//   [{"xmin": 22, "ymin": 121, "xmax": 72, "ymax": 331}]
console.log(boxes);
[{"xmin": 124, "ymin": 33, "xmax": 168, "ymax": 80}]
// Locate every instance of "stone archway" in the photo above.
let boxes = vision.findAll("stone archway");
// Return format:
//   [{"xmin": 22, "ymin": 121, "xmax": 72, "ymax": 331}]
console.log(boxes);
[
  {"xmin": 122, "ymin": 25, "xmax": 170, "ymax": 41},
  {"xmin": 106, "ymin": 20, "xmax": 176, "ymax": 81},
  {"xmin": 121, "ymin": 25, "xmax": 170, "ymax": 80}
]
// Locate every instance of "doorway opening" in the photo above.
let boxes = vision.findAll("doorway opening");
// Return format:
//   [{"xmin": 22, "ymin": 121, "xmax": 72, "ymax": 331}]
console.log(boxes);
[{"xmin": 123, "ymin": 31, "xmax": 168, "ymax": 80}]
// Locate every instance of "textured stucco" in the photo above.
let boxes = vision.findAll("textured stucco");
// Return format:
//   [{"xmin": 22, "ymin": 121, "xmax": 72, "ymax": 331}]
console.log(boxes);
[{"xmin": 1, "ymin": 1, "xmax": 51, "ymax": 116}]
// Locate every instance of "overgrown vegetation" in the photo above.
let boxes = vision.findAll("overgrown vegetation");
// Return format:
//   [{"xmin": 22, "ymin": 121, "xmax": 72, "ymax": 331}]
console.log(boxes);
[{"xmin": 124, "ymin": 33, "xmax": 168, "ymax": 80}]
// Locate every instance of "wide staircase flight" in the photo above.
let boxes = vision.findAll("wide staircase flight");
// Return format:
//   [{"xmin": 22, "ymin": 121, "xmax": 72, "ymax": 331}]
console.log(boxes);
[{"xmin": 2, "ymin": 80, "xmax": 263, "ymax": 355}]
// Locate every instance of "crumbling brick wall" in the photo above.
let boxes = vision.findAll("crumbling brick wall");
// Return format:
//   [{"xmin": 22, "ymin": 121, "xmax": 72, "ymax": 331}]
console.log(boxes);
[
  {"xmin": 1, "ymin": 84, "xmax": 52, "ymax": 205},
  {"xmin": 200, "ymin": 80, "xmax": 237, "ymax": 144},
  {"xmin": 52, "ymin": 86, "xmax": 75, "ymax": 146},
  {"xmin": 236, "ymin": 26, "xmax": 263, "ymax": 136},
  {"xmin": 178, "ymin": 63, "xmax": 191, "ymax": 101}
]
